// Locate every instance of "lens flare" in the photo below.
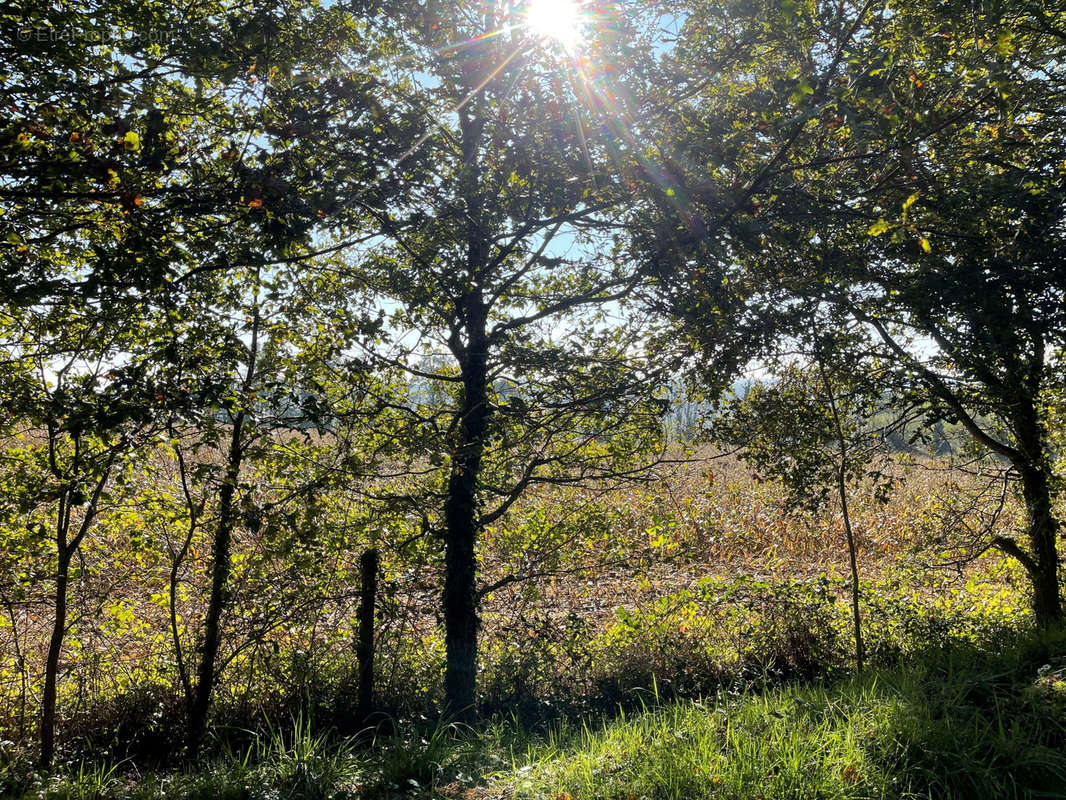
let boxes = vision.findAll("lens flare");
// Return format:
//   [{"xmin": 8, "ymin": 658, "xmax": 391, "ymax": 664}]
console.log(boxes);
[{"xmin": 527, "ymin": 0, "xmax": 586, "ymax": 50}]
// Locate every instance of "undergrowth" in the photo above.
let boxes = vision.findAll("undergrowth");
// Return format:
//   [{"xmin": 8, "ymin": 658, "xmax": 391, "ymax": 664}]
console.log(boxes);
[
  {"xmin": 4, "ymin": 624, "xmax": 1065, "ymax": 800},
  {"xmin": 504, "ymin": 629, "xmax": 1066, "ymax": 799}
]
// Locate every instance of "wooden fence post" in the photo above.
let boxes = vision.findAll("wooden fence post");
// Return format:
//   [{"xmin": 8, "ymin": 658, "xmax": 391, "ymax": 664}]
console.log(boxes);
[{"xmin": 357, "ymin": 547, "xmax": 379, "ymax": 722}]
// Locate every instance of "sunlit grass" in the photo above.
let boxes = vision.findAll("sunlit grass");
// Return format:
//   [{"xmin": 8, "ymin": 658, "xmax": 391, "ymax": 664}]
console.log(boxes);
[
  {"xmin": 498, "ymin": 633, "xmax": 1066, "ymax": 799},
  {"xmin": 11, "ymin": 627, "xmax": 1066, "ymax": 799}
]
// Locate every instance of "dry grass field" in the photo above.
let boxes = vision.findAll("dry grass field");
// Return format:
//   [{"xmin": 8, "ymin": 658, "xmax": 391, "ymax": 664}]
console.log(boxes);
[
  {"xmin": 3, "ymin": 448, "xmax": 1028, "ymax": 730},
  {"xmin": 4, "ymin": 447, "xmax": 1063, "ymax": 799}
]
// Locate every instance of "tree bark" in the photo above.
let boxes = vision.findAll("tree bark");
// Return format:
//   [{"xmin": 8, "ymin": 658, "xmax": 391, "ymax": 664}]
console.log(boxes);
[
  {"xmin": 443, "ymin": 304, "xmax": 490, "ymax": 719},
  {"xmin": 1012, "ymin": 399, "xmax": 1062, "ymax": 628},
  {"xmin": 188, "ymin": 296, "xmax": 259, "ymax": 756},
  {"xmin": 440, "ymin": 73, "xmax": 493, "ymax": 718},
  {"xmin": 837, "ymin": 469, "xmax": 865, "ymax": 672},
  {"xmin": 39, "ymin": 547, "xmax": 70, "ymax": 770},
  {"xmin": 1018, "ymin": 463, "xmax": 1062, "ymax": 627},
  {"xmin": 187, "ymin": 410, "xmax": 244, "ymax": 757},
  {"xmin": 38, "ymin": 448, "xmax": 114, "ymax": 769}
]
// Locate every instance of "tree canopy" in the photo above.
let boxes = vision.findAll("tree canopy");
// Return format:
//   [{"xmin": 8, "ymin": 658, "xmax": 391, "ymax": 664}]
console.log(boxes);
[
  {"xmin": 639, "ymin": 0, "xmax": 1066, "ymax": 624},
  {"xmin": 1, "ymin": 0, "xmax": 1065, "ymax": 778}
]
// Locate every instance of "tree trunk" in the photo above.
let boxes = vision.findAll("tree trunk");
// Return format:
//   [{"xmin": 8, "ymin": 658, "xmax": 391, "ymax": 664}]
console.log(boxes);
[
  {"xmin": 837, "ymin": 470, "xmax": 865, "ymax": 672},
  {"xmin": 1018, "ymin": 464, "xmax": 1062, "ymax": 627},
  {"xmin": 816, "ymin": 348, "xmax": 865, "ymax": 671},
  {"xmin": 188, "ymin": 411, "xmax": 245, "ymax": 757},
  {"xmin": 443, "ymin": 310, "xmax": 490, "ymax": 719},
  {"xmin": 39, "ymin": 547, "xmax": 70, "ymax": 770},
  {"xmin": 356, "ymin": 547, "xmax": 379, "ymax": 722},
  {"xmin": 1012, "ymin": 399, "xmax": 1062, "ymax": 628},
  {"xmin": 188, "ymin": 297, "xmax": 259, "ymax": 756}
]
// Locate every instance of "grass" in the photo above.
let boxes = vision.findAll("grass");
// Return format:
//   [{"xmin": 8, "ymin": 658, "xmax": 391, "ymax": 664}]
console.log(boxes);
[
  {"xmin": 503, "ymin": 651, "xmax": 1066, "ymax": 800},
  {"xmin": 8, "ymin": 626, "xmax": 1066, "ymax": 800},
  {"xmin": 1, "ymin": 452, "xmax": 1058, "ymax": 799}
]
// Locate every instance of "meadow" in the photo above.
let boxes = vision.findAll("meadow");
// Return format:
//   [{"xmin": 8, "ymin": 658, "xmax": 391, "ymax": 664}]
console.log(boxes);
[
  {"xmin": 4, "ymin": 449, "xmax": 1061, "ymax": 800},
  {"xmin": 6, "ymin": 0, "xmax": 1066, "ymax": 795}
]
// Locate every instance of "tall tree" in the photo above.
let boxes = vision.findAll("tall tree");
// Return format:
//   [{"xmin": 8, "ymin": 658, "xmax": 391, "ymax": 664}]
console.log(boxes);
[
  {"xmin": 0, "ymin": 294, "xmax": 165, "ymax": 767},
  {"xmin": 170, "ymin": 254, "xmax": 394, "ymax": 754},
  {"xmin": 640, "ymin": 0, "xmax": 1066, "ymax": 625},
  {"xmin": 2, "ymin": 0, "xmax": 420, "ymax": 760},
  {"xmin": 349, "ymin": 1, "xmax": 668, "ymax": 714}
]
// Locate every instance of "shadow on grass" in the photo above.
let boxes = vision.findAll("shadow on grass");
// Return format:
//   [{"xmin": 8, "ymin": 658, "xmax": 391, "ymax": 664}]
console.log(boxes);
[
  {"xmin": 854, "ymin": 625, "xmax": 1066, "ymax": 800},
  {"xmin": 464, "ymin": 624, "xmax": 1066, "ymax": 800},
  {"xmin": 5, "ymin": 623, "xmax": 1066, "ymax": 800}
]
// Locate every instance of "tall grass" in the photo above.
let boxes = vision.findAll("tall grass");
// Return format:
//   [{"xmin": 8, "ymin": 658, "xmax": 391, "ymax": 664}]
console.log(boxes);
[
  {"xmin": 499, "ymin": 631, "xmax": 1066, "ymax": 800},
  {"xmin": 14, "ymin": 627, "xmax": 1064, "ymax": 800}
]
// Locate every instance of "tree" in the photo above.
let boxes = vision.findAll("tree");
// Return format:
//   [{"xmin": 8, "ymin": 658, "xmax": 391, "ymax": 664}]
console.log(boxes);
[
  {"xmin": 2, "ymin": 0, "xmax": 423, "ymax": 759},
  {"xmin": 184, "ymin": 283, "xmax": 263, "ymax": 755},
  {"xmin": 718, "ymin": 320, "xmax": 904, "ymax": 671},
  {"xmin": 0, "ymin": 295, "xmax": 165, "ymax": 767},
  {"xmin": 640, "ymin": 0, "xmax": 1066, "ymax": 625},
  {"xmin": 169, "ymin": 256, "xmax": 395, "ymax": 754},
  {"xmin": 346, "ymin": 1, "xmax": 669, "ymax": 715}
]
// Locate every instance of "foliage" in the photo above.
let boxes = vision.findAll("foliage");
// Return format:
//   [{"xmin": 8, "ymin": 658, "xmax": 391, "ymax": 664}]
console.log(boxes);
[
  {"xmin": 642, "ymin": 0, "xmax": 1066, "ymax": 623},
  {"xmin": 717, "ymin": 345, "xmax": 900, "ymax": 514},
  {"xmin": 1, "ymin": 0, "xmax": 1065, "ymax": 790},
  {"xmin": 5, "ymin": 624, "xmax": 1066, "ymax": 799},
  {"xmin": 334, "ymin": 0, "xmax": 672, "ymax": 712}
]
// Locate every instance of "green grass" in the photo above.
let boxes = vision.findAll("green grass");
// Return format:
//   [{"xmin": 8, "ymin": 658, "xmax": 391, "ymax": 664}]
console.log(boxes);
[
  {"xmin": 502, "ymin": 677, "xmax": 1065, "ymax": 799},
  {"xmin": 8, "ymin": 627, "xmax": 1066, "ymax": 800},
  {"xmin": 498, "ymin": 631, "xmax": 1066, "ymax": 800}
]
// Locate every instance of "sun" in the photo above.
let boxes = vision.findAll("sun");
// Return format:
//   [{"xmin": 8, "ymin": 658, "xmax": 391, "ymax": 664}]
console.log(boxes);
[{"xmin": 526, "ymin": 0, "xmax": 586, "ymax": 50}]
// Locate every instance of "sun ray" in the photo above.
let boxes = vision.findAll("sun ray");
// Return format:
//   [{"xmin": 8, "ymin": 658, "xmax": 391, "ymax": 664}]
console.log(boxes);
[
  {"xmin": 562, "ymin": 52, "xmax": 702, "ymax": 235},
  {"xmin": 526, "ymin": 0, "xmax": 587, "ymax": 51},
  {"xmin": 421, "ymin": 26, "xmax": 517, "ymax": 59},
  {"xmin": 334, "ymin": 41, "xmax": 529, "ymax": 215}
]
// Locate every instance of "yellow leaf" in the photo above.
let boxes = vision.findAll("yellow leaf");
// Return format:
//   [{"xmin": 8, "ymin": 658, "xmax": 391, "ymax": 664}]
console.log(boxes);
[
  {"xmin": 121, "ymin": 131, "xmax": 141, "ymax": 151},
  {"xmin": 868, "ymin": 219, "xmax": 891, "ymax": 236},
  {"xmin": 903, "ymin": 192, "xmax": 919, "ymax": 210},
  {"xmin": 920, "ymin": 237, "xmax": 932, "ymax": 253}
]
